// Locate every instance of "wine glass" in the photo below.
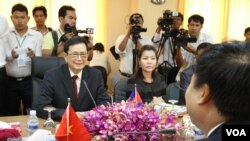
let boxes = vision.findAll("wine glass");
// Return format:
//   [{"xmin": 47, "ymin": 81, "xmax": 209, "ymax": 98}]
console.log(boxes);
[
  {"xmin": 168, "ymin": 99, "xmax": 178, "ymax": 114},
  {"xmin": 43, "ymin": 106, "xmax": 56, "ymax": 128}
]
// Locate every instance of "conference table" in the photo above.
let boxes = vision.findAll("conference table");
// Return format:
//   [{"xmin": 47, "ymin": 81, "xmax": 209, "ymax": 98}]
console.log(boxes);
[
  {"xmin": 0, "ymin": 112, "xmax": 192, "ymax": 141},
  {"xmin": 0, "ymin": 115, "xmax": 58, "ymax": 137}
]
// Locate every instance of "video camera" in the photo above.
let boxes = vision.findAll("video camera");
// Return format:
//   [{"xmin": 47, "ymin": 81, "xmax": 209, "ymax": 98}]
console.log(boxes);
[
  {"xmin": 129, "ymin": 14, "xmax": 147, "ymax": 38},
  {"xmin": 158, "ymin": 10, "xmax": 197, "ymax": 46},
  {"xmin": 64, "ymin": 24, "xmax": 94, "ymax": 36},
  {"xmin": 171, "ymin": 28, "xmax": 197, "ymax": 46},
  {"xmin": 158, "ymin": 10, "xmax": 179, "ymax": 33}
]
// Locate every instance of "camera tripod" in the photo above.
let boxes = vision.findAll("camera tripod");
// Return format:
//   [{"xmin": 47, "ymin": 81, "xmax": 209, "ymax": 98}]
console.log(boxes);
[
  {"xmin": 156, "ymin": 31, "xmax": 180, "ymax": 85},
  {"xmin": 132, "ymin": 34, "xmax": 140, "ymax": 74}
]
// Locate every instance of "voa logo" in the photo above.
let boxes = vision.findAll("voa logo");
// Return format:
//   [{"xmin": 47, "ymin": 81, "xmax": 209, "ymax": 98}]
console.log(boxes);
[{"xmin": 226, "ymin": 129, "xmax": 246, "ymax": 136}]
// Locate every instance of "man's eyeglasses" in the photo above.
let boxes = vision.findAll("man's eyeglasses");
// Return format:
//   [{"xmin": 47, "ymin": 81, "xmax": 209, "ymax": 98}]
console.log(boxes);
[{"xmin": 67, "ymin": 52, "xmax": 88, "ymax": 59}]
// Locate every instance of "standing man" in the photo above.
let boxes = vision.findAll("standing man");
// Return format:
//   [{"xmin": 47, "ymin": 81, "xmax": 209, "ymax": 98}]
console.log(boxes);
[
  {"xmin": 152, "ymin": 10, "xmax": 183, "ymax": 68},
  {"xmin": 32, "ymin": 6, "xmax": 53, "ymax": 36},
  {"xmin": 115, "ymin": 13, "xmax": 152, "ymax": 78},
  {"xmin": 180, "ymin": 14, "xmax": 213, "ymax": 67},
  {"xmin": 42, "ymin": 5, "xmax": 76, "ymax": 57},
  {"xmin": 34, "ymin": 36, "xmax": 109, "ymax": 121},
  {"xmin": 152, "ymin": 10, "xmax": 184, "ymax": 84},
  {"xmin": 5, "ymin": 3, "xmax": 43, "ymax": 115},
  {"xmin": 0, "ymin": 15, "xmax": 9, "ymax": 116}
]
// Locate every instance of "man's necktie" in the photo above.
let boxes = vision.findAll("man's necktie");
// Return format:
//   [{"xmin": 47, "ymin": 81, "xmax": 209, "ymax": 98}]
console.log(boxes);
[{"xmin": 72, "ymin": 75, "xmax": 78, "ymax": 99}]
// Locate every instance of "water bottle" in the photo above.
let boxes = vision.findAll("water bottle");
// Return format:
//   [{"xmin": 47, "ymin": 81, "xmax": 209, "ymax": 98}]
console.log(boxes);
[{"xmin": 27, "ymin": 110, "xmax": 39, "ymax": 137}]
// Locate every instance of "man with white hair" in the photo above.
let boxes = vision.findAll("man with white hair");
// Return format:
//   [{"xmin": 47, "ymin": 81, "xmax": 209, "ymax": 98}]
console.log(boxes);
[{"xmin": 0, "ymin": 15, "xmax": 9, "ymax": 116}]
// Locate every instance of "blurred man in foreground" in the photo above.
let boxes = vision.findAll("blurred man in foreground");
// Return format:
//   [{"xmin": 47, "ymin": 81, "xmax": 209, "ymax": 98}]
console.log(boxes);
[{"xmin": 185, "ymin": 42, "xmax": 250, "ymax": 140}]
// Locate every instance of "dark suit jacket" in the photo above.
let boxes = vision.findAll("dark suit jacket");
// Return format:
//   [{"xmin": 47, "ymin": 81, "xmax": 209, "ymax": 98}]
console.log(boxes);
[
  {"xmin": 179, "ymin": 64, "xmax": 196, "ymax": 105},
  {"xmin": 198, "ymin": 119, "xmax": 250, "ymax": 141},
  {"xmin": 34, "ymin": 64, "xmax": 109, "ymax": 121}
]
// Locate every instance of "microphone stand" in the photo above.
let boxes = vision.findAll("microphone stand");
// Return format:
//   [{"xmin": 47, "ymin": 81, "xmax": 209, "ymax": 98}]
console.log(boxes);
[{"xmin": 82, "ymin": 80, "xmax": 97, "ymax": 107}]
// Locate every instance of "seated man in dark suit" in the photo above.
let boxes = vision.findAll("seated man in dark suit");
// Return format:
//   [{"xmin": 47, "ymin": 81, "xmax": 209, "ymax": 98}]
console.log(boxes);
[
  {"xmin": 34, "ymin": 36, "xmax": 109, "ymax": 121},
  {"xmin": 179, "ymin": 42, "xmax": 212, "ymax": 105},
  {"xmin": 185, "ymin": 42, "xmax": 250, "ymax": 141}
]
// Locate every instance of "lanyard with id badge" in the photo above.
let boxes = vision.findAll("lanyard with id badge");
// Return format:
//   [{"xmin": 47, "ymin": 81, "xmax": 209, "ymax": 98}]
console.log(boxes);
[{"xmin": 15, "ymin": 35, "xmax": 31, "ymax": 67}]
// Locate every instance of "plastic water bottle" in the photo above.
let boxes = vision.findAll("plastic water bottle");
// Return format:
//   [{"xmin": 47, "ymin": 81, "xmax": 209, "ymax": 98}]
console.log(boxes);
[{"xmin": 27, "ymin": 110, "xmax": 39, "ymax": 137}]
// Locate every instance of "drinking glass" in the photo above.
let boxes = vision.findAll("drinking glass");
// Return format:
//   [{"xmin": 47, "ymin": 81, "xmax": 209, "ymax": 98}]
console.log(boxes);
[
  {"xmin": 168, "ymin": 99, "xmax": 178, "ymax": 114},
  {"xmin": 43, "ymin": 106, "xmax": 56, "ymax": 128}
]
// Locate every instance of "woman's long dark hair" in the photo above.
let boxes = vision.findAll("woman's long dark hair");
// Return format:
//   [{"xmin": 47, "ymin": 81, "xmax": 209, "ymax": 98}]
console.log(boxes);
[{"xmin": 93, "ymin": 42, "xmax": 105, "ymax": 52}]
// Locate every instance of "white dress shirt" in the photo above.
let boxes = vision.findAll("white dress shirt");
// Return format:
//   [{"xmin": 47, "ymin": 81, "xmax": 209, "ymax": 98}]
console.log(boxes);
[
  {"xmin": 115, "ymin": 34, "xmax": 153, "ymax": 74},
  {"xmin": 89, "ymin": 50, "xmax": 110, "ymax": 74},
  {"xmin": 5, "ymin": 27, "xmax": 43, "ymax": 78},
  {"xmin": 0, "ymin": 37, "xmax": 9, "ymax": 68},
  {"xmin": 0, "ymin": 15, "xmax": 9, "ymax": 68},
  {"xmin": 182, "ymin": 32, "xmax": 213, "ymax": 65}
]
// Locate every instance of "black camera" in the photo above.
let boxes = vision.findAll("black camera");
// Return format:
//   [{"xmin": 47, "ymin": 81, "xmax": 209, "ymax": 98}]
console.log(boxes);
[
  {"xmin": 129, "ymin": 14, "xmax": 147, "ymax": 38},
  {"xmin": 64, "ymin": 24, "xmax": 94, "ymax": 36},
  {"xmin": 171, "ymin": 29, "xmax": 197, "ymax": 46},
  {"xmin": 131, "ymin": 25, "xmax": 147, "ymax": 35},
  {"xmin": 158, "ymin": 10, "xmax": 180, "ymax": 31}
]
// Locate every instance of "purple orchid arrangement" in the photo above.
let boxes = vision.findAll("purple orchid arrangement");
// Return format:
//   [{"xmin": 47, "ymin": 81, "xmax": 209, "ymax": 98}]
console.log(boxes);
[{"xmin": 82, "ymin": 101, "xmax": 177, "ymax": 141}]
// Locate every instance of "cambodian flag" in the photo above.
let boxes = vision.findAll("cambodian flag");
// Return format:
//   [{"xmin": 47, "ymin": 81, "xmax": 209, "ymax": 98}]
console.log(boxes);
[{"xmin": 128, "ymin": 85, "xmax": 143, "ymax": 107}]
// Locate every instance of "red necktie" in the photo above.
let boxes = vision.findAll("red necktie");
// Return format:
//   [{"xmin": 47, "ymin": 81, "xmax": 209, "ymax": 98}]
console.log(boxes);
[{"xmin": 72, "ymin": 75, "xmax": 78, "ymax": 99}]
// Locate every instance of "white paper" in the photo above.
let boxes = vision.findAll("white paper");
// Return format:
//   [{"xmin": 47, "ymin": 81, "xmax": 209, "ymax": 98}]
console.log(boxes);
[
  {"xmin": 15, "ymin": 48, "xmax": 27, "ymax": 55},
  {"xmin": 26, "ymin": 129, "xmax": 52, "ymax": 141}
]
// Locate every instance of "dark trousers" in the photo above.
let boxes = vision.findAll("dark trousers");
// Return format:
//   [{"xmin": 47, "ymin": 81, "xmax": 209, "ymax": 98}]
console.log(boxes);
[
  {"xmin": 0, "ymin": 67, "xmax": 7, "ymax": 116},
  {"xmin": 6, "ymin": 76, "xmax": 32, "ymax": 115}
]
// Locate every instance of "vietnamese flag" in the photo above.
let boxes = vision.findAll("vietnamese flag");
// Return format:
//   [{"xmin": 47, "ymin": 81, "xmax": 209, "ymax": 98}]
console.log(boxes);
[{"xmin": 55, "ymin": 104, "xmax": 92, "ymax": 141}]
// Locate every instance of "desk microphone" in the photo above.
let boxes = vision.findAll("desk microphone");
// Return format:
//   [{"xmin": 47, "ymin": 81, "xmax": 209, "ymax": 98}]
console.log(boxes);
[{"xmin": 82, "ymin": 80, "xmax": 97, "ymax": 107}]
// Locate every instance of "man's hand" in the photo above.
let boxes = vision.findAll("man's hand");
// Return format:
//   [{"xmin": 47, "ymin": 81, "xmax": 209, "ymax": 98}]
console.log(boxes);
[
  {"xmin": 87, "ymin": 35, "xmax": 93, "ymax": 48},
  {"xmin": 59, "ymin": 32, "xmax": 74, "ymax": 43},
  {"xmin": 182, "ymin": 45, "xmax": 196, "ymax": 54},
  {"xmin": 27, "ymin": 48, "xmax": 35, "ymax": 58},
  {"xmin": 65, "ymin": 32, "xmax": 74, "ymax": 39},
  {"xmin": 157, "ymin": 17, "xmax": 163, "ymax": 28},
  {"xmin": 11, "ymin": 47, "xmax": 19, "ymax": 59}
]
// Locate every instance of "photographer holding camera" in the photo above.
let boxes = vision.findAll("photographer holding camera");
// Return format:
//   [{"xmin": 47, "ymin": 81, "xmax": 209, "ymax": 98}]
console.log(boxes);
[
  {"xmin": 174, "ymin": 14, "xmax": 214, "ymax": 86},
  {"xmin": 152, "ymin": 10, "xmax": 184, "ymax": 85},
  {"xmin": 42, "ymin": 5, "xmax": 93, "ymax": 58},
  {"xmin": 115, "ymin": 13, "xmax": 152, "ymax": 78},
  {"xmin": 42, "ymin": 5, "xmax": 76, "ymax": 57},
  {"xmin": 179, "ymin": 14, "xmax": 213, "ymax": 68}
]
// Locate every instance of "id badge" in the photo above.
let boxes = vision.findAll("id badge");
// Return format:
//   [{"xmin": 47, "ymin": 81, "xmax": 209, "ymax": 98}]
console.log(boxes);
[{"xmin": 17, "ymin": 55, "xmax": 26, "ymax": 67}]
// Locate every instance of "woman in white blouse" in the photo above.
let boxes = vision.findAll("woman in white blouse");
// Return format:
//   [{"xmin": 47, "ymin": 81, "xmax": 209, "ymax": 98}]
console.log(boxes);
[{"xmin": 89, "ymin": 43, "xmax": 111, "ymax": 89}]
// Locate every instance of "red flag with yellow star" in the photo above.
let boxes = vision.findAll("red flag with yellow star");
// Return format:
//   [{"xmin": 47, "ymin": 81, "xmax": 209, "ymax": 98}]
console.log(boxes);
[{"xmin": 55, "ymin": 104, "xmax": 92, "ymax": 141}]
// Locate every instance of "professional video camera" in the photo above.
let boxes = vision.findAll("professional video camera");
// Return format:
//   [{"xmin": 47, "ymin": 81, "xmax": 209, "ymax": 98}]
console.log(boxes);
[
  {"xmin": 58, "ymin": 24, "xmax": 94, "ymax": 43},
  {"xmin": 129, "ymin": 14, "xmax": 147, "ymax": 38},
  {"xmin": 64, "ymin": 24, "xmax": 94, "ymax": 36},
  {"xmin": 171, "ymin": 28, "xmax": 197, "ymax": 46},
  {"xmin": 158, "ymin": 10, "xmax": 179, "ymax": 32},
  {"xmin": 157, "ymin": 10, "xmax": 197, "ymax": 46}
]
